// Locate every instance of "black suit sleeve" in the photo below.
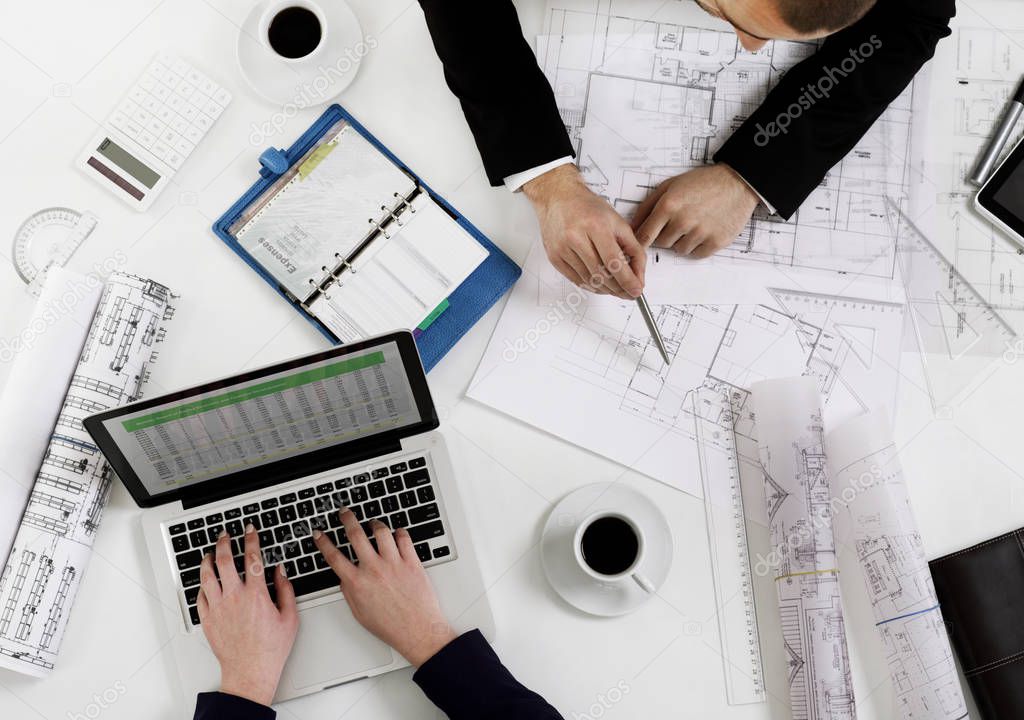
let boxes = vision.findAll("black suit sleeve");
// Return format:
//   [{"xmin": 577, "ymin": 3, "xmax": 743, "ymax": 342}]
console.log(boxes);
[
  {"xmin": 413, "ymin": 630, "xmax": 564, "ymax": 719},
  {"xmin": 193, "ymin": 692, "xmax": 276, "ymax": 720},
  {"xmin": 417, "ymin": 0, "xmax": 575, "ymax": 185},
  {"xmin": 713, "ymin": 0, "xmax": 956, "ymax": 219}
]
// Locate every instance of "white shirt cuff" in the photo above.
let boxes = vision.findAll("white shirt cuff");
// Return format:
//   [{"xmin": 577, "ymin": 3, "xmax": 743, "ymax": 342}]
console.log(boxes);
[
  {"xmin": 732, "ymin": 171, "xmax": 776, "ymax": 215},
  {"xmin": 503, "ymin": 156, "xmax": 575, "ymax": 192}
]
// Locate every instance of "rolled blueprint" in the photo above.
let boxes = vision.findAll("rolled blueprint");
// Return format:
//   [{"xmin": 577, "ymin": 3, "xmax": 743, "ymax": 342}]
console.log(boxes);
[
  {"xmin": 0, "ymin": 268, "xmax": 102, "ymax": 565},
  {"xmin": 0, "ymin": 273, "xmax": 175, "ymax": 676},
  {"xmin": 826, "ymin": 411, "xmax": 969, "ymax": 720},
  {"xmin": 751, "ymin": 376, "xmax": 857, "ymax": 720}
]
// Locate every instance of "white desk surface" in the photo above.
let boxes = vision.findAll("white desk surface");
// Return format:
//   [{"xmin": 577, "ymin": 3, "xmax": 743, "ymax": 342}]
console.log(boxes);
[{"xmin": 0, "ymin": 1, "xmax": 1017, "ymax": 718}]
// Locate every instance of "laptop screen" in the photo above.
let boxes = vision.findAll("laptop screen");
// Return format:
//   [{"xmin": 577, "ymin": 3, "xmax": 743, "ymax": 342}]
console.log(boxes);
[{"xmin": 97, "ymin": 340, "xmax": 421, "ymax": 496}]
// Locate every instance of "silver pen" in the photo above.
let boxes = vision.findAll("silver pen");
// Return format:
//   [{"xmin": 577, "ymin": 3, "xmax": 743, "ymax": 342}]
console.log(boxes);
[
  {"xmin": 636, "ymin": 293, "xmax": 671, "ymax": 365},
  {"xmin": 971, "ymin": 77, "xmax": 1024, "ymax": 186}
]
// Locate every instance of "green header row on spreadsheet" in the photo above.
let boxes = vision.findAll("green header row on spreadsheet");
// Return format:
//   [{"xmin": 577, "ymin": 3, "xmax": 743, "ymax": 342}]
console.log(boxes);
[{"xmin": 121, "ymin": 352, "xmax": 387, "ymax": 432}]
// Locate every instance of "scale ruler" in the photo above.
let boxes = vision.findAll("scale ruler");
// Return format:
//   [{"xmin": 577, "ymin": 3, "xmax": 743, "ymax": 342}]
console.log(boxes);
[
  {"xmin": 13, "ymin": 207, "xmax": 98, "ymax": 296},
  {"xmin": 692, "ymin": 383, "xmax": 766, "ymax": 705}
]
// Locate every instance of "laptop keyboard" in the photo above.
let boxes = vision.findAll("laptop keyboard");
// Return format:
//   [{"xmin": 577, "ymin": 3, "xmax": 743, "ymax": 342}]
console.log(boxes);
[{"xmin": 165, "ymin": 455, "xmax": 453, "ymax": 626}]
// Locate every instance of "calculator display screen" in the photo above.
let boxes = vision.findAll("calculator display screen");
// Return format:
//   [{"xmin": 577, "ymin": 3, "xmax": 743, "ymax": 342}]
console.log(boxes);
[{"xmin": 97, "ymin": 137, "xmax": 160, "ymax": 188}]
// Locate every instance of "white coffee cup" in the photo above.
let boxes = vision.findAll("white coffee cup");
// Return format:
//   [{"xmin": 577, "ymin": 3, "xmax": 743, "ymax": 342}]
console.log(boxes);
[
  {"xmin": 258, "ymin": 0, "xmax": 329, "ymax": 63},
  {"xmin": 573, "ymin": 511, "xmax": 655, "ymax": 593}
]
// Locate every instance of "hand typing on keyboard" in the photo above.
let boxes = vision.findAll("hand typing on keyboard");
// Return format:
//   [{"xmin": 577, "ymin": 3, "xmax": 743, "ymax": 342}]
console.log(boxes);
[
  {"xmin": 314, "ymin": 509, "xmax": 458, "ymax": 667},
  {"xmin": 197, "ymin": 526, "xmax": 299, "ymax": 706}
]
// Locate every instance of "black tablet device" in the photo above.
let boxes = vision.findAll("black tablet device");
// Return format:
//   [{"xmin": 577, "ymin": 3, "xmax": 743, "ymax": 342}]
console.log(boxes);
[{"xmin": 976, "ymin": 135, "xmax": 1024, "ymax": 250}]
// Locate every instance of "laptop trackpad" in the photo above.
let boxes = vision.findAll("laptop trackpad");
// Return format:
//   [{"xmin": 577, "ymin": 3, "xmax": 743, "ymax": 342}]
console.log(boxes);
[{"xmin": 285, "ymin": 599, "xmax": 393, "ymax": 688}]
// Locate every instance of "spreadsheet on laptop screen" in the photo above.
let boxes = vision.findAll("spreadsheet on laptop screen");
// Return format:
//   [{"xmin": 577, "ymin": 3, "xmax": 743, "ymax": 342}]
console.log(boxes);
[{"xmin": 102, "ymin": 342, "xmax": 419, "ymax": 493}]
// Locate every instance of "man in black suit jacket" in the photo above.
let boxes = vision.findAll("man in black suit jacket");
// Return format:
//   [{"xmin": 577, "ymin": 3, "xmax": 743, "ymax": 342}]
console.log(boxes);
[
  {"xmin": 190, "ymin": 512, "xmax": 562, "ymax": 719},
  {"xmin": 417, "ymin": 0, "xmax": 956, "ymax": 299}
]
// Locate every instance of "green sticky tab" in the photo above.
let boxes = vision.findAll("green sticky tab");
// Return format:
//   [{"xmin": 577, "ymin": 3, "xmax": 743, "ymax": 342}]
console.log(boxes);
[
  {"xmin": 298, "ymin": 141, "xmax": 337, "ymax": 180},
  {"xmin": 418, "ymin": 299, "xmax": 450, "ymax": 331}
]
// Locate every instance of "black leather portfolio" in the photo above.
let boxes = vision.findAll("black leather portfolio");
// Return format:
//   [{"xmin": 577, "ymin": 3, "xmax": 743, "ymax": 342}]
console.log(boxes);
[{"xmin": 930, "ymin": 527, "xmax": 1024, "ymax": 719}]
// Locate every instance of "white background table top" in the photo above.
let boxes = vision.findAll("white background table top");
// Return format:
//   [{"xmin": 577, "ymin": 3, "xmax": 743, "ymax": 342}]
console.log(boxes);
[{"xmin": 0, "ymin": 1, "xmax": 1019, "ymax": 718}]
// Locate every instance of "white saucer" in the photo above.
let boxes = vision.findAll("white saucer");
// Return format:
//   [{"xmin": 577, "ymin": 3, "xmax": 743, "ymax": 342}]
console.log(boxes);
[
  {"xmin": 541, "ymin": 483, "xmax": 673, "ymax": 617},
  {"xmin": 237, "ymin": 0, "xmax": 365, "ymax": 106}
]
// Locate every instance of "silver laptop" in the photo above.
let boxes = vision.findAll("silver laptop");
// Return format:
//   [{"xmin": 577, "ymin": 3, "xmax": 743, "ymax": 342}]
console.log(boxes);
[{"xmin": 84, "ymin": 331, "xmax": 494, "ymax": 703}]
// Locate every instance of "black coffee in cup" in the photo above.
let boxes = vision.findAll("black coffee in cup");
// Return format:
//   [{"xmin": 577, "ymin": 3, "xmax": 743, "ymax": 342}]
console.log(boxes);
[
  {"xmin": 268, "ymin": 6, "xmax": 323, "ymax": 59},
  {"xmin": 580, "ymin": 516, "xmax": 639, "ymax": 576}
]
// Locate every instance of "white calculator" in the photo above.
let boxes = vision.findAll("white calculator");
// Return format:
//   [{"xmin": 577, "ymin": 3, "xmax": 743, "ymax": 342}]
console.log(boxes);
[{"xmin": 77, "ymin": 52, "xmax": 232, "ymax": 211}]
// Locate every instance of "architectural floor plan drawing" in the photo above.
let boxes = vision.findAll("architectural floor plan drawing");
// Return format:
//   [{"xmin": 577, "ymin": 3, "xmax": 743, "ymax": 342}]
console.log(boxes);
[
  {"xmin": 468, "ymin": 244, "xmax": 905, "ymax": 497},
  {"xmin": 0, "ymin": 273, "xmax": 175, "ymax": 676},
  {"xmin": 827, "ymin": 412, "xmax": 968, "ymax": 720},
  {"xmin": 538, "ymin": 0, "xmax": 913, "ymax": 294},
  {"xmin": 912, "ymin": 6, "xmax": 1024, "ymax": 319},
  {"xmin": 751, "ymin": 377, "xmax": 857, "ymax": 720}
]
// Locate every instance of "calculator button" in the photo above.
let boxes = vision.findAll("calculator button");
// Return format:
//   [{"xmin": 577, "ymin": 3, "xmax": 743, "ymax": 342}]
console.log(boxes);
[
  {"xmin": 147, "ymin": 117, "xmax": 166, "ymax": 136},
  {"xmin": 148, "ymin": 60, "xmax": 168, "ymax": 80},
  {"xmin": 173, "ymin": 137, "xmax": 195, "ymax": 157},
  {"xmin": 165, "ymin": 150, "xmax": 184, "ymax": 169},
  {"xmin": 129, "ymin": 86, "xmax": 149, "ymax": 103},
  {"xmin": 175, "ymin": 81, "xmax": 195, "ymax": 99},
  {"xmin": 185, "ymin": 68, "xmax": 203, "ymax": 86},
  {"xmin": 118, "ymin": 99, "xmax": 139, "ymax": 117},
  {"xmin": 183, "ymin": 125, "xmax": 203, "ymax": 143},
  {"xmin": 171, "ymin": 58, "xmax": 190, "ymax": 76},
  {"xmin": 213, "ymin": 88, "xmax": 232, "ymax": 106},
  {"xmin": 188, "ymin": 91, "xmax": 207, "ymax": 109},
  {"xmin": 167, "ymin": 94, "xmax": 185, "ymax": 112},
  {"xmin": 171, "ymin": 116, "xmax": 190, "ymax": 135},
  {"xmin": 132, "ymin": 107, "xmax": 152, "ymax": 126},
  {"xmin": 198, "ymin": 77, "xmax": 217, "ymax": 95},
  {"xmin": 156, "ymin": 106, "xmax": 175, "ymax": 124},
  {"xmin": 180, "ymin": 104, "xmax": 199, "ymax": 122},
  {"xmin": 203, "ymin": 100, "xmax": 224, "ymax": 120},
  {"xmin": 152, "ymin": 140, "xmax": 172, "ymax": 161},
  {"xmin": 112, "ymin": 115, "xmax": 142, "ymax": 139},
  {"xmin": 161, "ymin": 128, "xmax": 180, "ymax": 146},
  {"xmin": 151, "ymin": 84, "xmax": 171, "ymax": 101},
  {"xmin": 193, "ymin": 113, "xmax": 213, "ymax": 131},
  {"xmin": 160, "ymin": 72, "xmax": 181, "ymax": 91},
  {"xmin": 139, "ymin": 73, "xmax": 157, "ymax": 91},
  {"xmin": 138, "ymin": 129, "xmax": 157, "ymax": 148},
  {"xmin": 141, "ymin": 95, "xmax": 161, "ymax": 114}
]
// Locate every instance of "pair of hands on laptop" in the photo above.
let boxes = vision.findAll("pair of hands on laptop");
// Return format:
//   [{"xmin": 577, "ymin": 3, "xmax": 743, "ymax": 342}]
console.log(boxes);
[{"xmin": 197, "ymin": 509, "xmax": 456, "ymax": 706}]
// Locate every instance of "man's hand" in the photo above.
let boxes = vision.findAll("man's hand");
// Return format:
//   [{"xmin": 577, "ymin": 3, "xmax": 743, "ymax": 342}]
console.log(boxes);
[
  {"xmin": 198, "ymin": 526, "xmax": 299, "ymax": 706},
  {"xmin": 523, "ymin": 164, "xmax": 645, "ymax": 299},
  {"xmin": 633, "ymin": 164, "xmax": 760, "ymax": 258},
  {"xmin": 313, "ymin": 512, "xmax": 456, "ymax": 667}
]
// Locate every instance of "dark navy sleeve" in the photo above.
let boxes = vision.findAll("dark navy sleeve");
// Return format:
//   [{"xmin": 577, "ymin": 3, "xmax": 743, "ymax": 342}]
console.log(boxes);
[
  {"xmin": 413, "ymin": 630, "xmax": 564, "ymax": 719},
  {"xmin": 193, "ymin": 691, "xmax": 276, "ymax": 720}
]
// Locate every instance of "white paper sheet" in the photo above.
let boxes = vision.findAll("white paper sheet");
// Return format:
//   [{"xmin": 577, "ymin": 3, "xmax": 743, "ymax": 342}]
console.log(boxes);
[
  {"xmin": 0, "ymin": 268, "xmax": 102, "ymax": 566},
  {"xmin": 0, "ymin": 273, "xmax": 175, "ymax": 676},
  {"xmin": 827, "ymin": 411, "xmax": 969, "ymax": 720},
  {"xmin": 750, "ymin": 376, "xmax": 857, "ymax": 720}
]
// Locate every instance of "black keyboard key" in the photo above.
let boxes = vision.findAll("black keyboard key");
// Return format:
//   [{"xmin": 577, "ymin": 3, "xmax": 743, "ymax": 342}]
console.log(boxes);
[
  {"xmin": 297, "ymin": 556, "xmax": 315, "ymax": 575},
  {"xmin": 261, "ymin": 510, "xmax": 280, "ymax": 527},
  {"xmin": 329, "ymin": 512, "xmax": 344, "ymax": 528},
  {"xmin": 226, "ymin": 520, "xmax": 243, "ymax": 537},
  {"xmin": 176, "ymin": 550, "xmax": 202, "ymax": 571},
  {"xmin": 354, "ymin": 472, "xmax": 371, "ymax": 484},
  {"xmin": 279, "ymin": 505, "xmax": 297, "ymax": 523},
  {"xmin": 364, "ymin": 500, "xmax": 382, "ymax": 518},
  {"xmin": 301, "ymin": 537, "xmax": 316, "ymax": 555},
  {"xmin": 189, "ymin": 606, "xmax": 201, "ymax": 625},
  {"xmin": 292, "ymin": 521, "xmax": 311, "ymax": 538},
  {"xmin": 371, "ymin": 467, "xmax": 389, "ymax": 479},
  {"xmin": 290, "ymin": 568, "xmax": 339, "ymax": 596},
  {"xmin": 409, "ymin": 504, "xmax": 440, "ymax": 525},
  {"xmin": 284, "ymin": 543, "xmax": 302, "ymax": 559},
  {"xmin": 274, "ymin": 526, "xmax": 293, "ymax": 544},
  {"xmin": 187, "ymin": 518, "xmax": 205, "ymax": 530},
  {"xmin": 181, "ymin": 568, "xmax": 200, "ymax": 588},
  {"xmin": 315, "ymin": 554, "xmax": 329, "ymax": 570},
  {"xmin": 351, "ymin": 505, "xmax": 364, "ymax": 521},
  {"xmin": 408, "ymin": 521, "xmax": 445, "ymax": 543},
  {"xmin": 261, "ymin": 498, "xmax": 279, "ymax": 509},
  {"xmin": 404, "ymin": 468, "xmax": 430, "ymax": 488},
  {"xmin": 169, "ymin": 523, "xmax": 186, "ymax": 535},
  {"xmin": 369, "ymin": 481, "xmax": 386, "ymax": 499},
  {"xmin": 310, "ymin": 515, "xmax": 329, "ymax": 532},
  {"xmin": 417, "ymin": 486, "xmax": 435, "ymax": 503},
  {"xmin": 390, "ymin": 511, "xmax": 409, "ymax": 529},
  {"xmin": 184, "ymin": 586, "xmax": 200, "ymax": 604},
  {"xmin": 258, "ymin": 529, "xmax": 274, "ymax": 547},
  {"xmin": 390, "ymin": 462, "xmax": 408, "ymax": 474},
  {"xmin": 335, "ymin": 477, "xmax": 352, "ymax": 489},
  {"xmin": 316, "ymin": 482, "xmax": 333, "ymax": 494},
  {"xmin": 205, "ymin": 512, "xmax": 223, "ymax": 524},
  {"xmin": 314, "ymin": 495, "xmax": 335, "ymax": 514},
  {"xmin": 172, "ymin": 535, "xmax": 190, "ymax": 553},
  {"xmin": 333, "ymin": 490, "xmax": 350, "ymax": 507},
  {"xmin": 408, "ymin": 457, "xmax": 426, "ymax": 469},
  {"xmin": 385, "ymin": 476, "xmax": 403, "ymax": 494},
  {"xmin": 234, "ymin": 555, "xmax": 245, "ymax": 573},
  {"xmin": 284, "ymin": 560, "xmax": 297, "ymax": 578},
  {"xmin": 341, "ymin": 545, "xmax": 355, "ymax": 562},
  {"xmin": 280, "ymin": 492, "xmax": 297, "ymax": 504},
  {"xmin": 350, "ymin": 487, "xmax": 368, "ymax": 503},
  {"xmin": 225, "ymin": 508, "xmax": 242, "ymax": 519},
  {"xmin": 297, "ymin": 500, "xmax": 315, "ymax": 518},
  {"xmin": 231, "ymin": 539, "xmax": 243, "ymax": 556},
  {"xmin": 433, "ymin": 546, "xmax": 450, "ymax": 559},
  {"xmin": 243, "ymin": 515, "xmax": 261, "ymax": 530},
  {"xmin": 263, "ymin": 546, "xmax": 285, "ymax": 565},
  {"xmin": 415, "ymin": 543, "xmax": 431, "ymax": 562},
  {"xmin": 298, "ymin": 487, "xmax": 316, "ymax": 500},
  {"xmin": 189, "ymin": 530, "xmax": 207, "ymax": 548},
  {"xmin": 243, "ymin": 503, "xmax": 260, "ymax": 514},
  {"xmin": 207, "ymin": 525, "xmax": 224, "ymax": 544},
  {"xmin": 399, "ymin": 491, "xmax": 417, "ymax": 508},
  {"xmin": 381, "ymin": 496, "xmax": 399, "ymax": 513}
]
